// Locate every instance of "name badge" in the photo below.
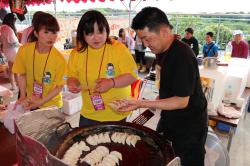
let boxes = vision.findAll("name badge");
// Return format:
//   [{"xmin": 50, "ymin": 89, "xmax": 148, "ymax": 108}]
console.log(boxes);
[
  {"xmin": 43, "ymin": 72, "xmax": 51, "ymax": 84},
  {"xmin": 33, "ymin": 81, "xmax": 43, "ymax": 98},
  {"xmin": 90, "ymin": 95, "xmax": 105, "ymax": 111}
]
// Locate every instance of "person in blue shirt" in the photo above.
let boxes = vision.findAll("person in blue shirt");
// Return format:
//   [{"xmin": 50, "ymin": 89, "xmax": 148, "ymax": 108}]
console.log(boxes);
[{"xmin": 202, "ymin": 32, "xmax": 218, "ymax": 57}]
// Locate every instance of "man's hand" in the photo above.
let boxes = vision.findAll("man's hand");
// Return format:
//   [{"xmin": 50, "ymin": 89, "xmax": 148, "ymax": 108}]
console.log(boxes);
[
  {"xmin": 93, "ymin": 78, "xmax": 113, "ymax": 94},
  {"xmin": 67, "ymin": 77, "xmax": 82, "ymax": 93},
  {"xmin": 111, "ymin": 99, "xmax": 140, "ymax": 112}
]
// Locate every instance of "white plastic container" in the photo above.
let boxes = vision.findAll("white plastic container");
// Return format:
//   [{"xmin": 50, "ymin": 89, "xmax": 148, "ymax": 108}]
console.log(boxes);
[
  {"xmin": 62, "ymin": 92, "xmax": 82, "ymax": 115},
  {"xmin": 226, "ymin": 58, "xmax": 250, "ymax": 103},
  {"xmin": 199, "ymin": 66, "xmax": 228, "ymax": 111}
]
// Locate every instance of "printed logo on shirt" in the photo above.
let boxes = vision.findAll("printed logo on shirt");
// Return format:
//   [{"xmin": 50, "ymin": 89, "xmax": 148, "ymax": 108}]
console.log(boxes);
[
  {"xmin": 106, "ymin": 63, "xmax": 115, "ymax": 78},
  {"xmin": 43, "ymin": 72, "xmax": 51, "ymax": 84},
  {"xmin": 63, "ymin": 75, "xmax": 68, "ymax": 80}
]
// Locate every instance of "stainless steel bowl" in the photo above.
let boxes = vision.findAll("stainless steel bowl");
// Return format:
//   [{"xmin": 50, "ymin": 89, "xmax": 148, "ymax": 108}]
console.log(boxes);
[{"xmin": 203, "ymin": 57, "xmax": 219, "ymax": 69}]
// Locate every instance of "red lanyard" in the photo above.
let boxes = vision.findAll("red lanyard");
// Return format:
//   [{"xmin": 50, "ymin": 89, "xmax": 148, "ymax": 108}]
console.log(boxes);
[
  {"xmin": 33, "ymin": 43, "xmax": 52, "ymax": 82},
  {"xmin": 85, "ymin": 44, "xmax": 106, "ymax": 95}
]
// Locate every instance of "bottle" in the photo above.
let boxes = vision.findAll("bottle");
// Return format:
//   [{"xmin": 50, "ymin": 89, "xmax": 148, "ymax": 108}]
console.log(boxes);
[
  {"xmin": 223, "ymin": 85, "xmax": 232, "ymax": 105},
  {"xmin": 224, "ymin": 42, "xmax": 232, "ymax": 62},
  {"xmin": 62, "ymin": 75, "xmax": 68, "ymax": 93}
]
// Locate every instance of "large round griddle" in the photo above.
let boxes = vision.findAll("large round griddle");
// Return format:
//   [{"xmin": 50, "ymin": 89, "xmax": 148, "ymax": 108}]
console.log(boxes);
[{"xmin": 54, "ymin": 122, "xmax": 175, "ymax": 166}]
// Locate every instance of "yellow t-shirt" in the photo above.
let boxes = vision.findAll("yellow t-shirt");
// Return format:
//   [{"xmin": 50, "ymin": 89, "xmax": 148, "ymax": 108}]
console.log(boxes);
[
  {"xmin": 68, "ymin": 39, "xmax": 138, "ymax": 121},
  {"xmin": 12, "ymin": 42, "xmax": 67, "ymax": 108}
]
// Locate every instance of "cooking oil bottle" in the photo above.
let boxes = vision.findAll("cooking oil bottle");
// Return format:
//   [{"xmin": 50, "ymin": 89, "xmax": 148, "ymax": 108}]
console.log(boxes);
[{"xmin": 224, "ymin": 42, "xmax": 232, "ymax": 62}]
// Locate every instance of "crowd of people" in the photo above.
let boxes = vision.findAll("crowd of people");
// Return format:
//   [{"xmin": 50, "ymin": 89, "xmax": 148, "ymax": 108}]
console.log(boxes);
[
  {"xmin": 115, "ymin": 23, "xmax": 249, "ymax": 74},
  {"xmin": 0, "ymin": 6, "xmax": 250, "ymax": 166}
]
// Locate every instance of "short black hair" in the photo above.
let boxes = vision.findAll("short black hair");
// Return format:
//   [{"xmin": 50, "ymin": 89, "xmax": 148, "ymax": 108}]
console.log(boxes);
[
  {"xmin": 3, "ymin": 13, "xmax": 17, "ymax": 36},
  {"xmin": 32, "ymin": 11, "xmax": 44, "ymax": 25},
  {"xmin": 185, "ymin": 27, "xmax": 194, "ymax": 34},
  {"xmin": 131, "ymin": 7, "xmax": 170, "ymax": 32},
  {"xmin": 118, "ymin": 28, "xmax": 125, "ymax": 38},
  {"xmin": 206, "ymin": 32, "xmax": 214, "ymax": 38},
  {"xmin": 77, "ymin": 10, "xmax": 111, "ymax": 52}
]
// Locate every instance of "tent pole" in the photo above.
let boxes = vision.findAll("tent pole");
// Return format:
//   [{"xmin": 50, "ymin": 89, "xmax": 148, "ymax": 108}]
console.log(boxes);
[
  {"xmin": 129, "ymin": 0, "xmax": 131, "ymax": 27},
  {"xmin": 119, "ymin": 0, "xmax": 144, "ymax": 29},
  {"xmin": 53, "ymin": 0, "xmax": 57, "ymax": 17},
  {"xmin": 132, "ymin": 0, "xmax": 143, "ymax": 11},
  {"xmin": 216, "ymin": 16, "xmax": 221, "ymax": 45}
]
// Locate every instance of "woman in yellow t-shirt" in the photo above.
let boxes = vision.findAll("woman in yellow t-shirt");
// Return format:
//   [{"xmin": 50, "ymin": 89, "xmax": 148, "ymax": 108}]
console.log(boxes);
[
  {"xmin": 67, "ymin": 10, "xmax": 138, "ymax": 127},
  {"xmin": 12, "ymin": 12, "xmax": 67, "ymax": 110}
]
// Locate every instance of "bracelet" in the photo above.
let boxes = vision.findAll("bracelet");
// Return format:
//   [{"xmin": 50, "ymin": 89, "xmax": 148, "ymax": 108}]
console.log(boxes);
[{"xmin": 111, "ymin": 78, "xmax": 115, "ymax": 88}]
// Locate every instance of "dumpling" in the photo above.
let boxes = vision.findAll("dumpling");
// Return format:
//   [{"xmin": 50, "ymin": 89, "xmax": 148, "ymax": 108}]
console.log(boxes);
[
  {"xmin": 78, "ymin": 141, "xmax": 86, "ymax": 147},
  {"xmin": 78, "ymin": 141, "xmax": 90, "ymax": 151},
  {"xmin": 116, "ymin": 132, "xmax": 123, "ymax": 144},
  {"xmin": 111, "ymin": 132, "xmax": 118, "ymax": 143},
  {"xmin": 96, "ymin": 146, "xmax": 109, "ymax": 156},
  {"xmin": 108, "ymin": 102, "xmax": 120, "ymax": 111},
  {"xmin": 62, "ymin": 152, "xmax": 79, "ymax": 166},
  {"xmin": 93, "ymin": 134, "xmax": 99, "ymax": 144},
  {"xmin": 98, "ymin": 133, "xmax": 105, "ymax": 144},
  {"xmin": 96, "ymin": 148, "xmax": 107, "ymax": 157},
  {"xmin": 130, "ymin": 135, "xmax": 141, "ymax": 147},
  {"xmin": 106, "ymin": 154, "xmax": 119, "ymax": 164},
  {"xmin": 89, "ymin": 150, "xmax": 103, "ymax": 162},
  {"xmin": 120, "ymin": 133, "xmax": 128, "ymax": 145},
  {"xmin": 81, "ymin": 156, "xmax": 95, "ymax": 166},
  {"xmin": 62, "ymin": 141, "xmax": 84, "ymax": 165},
  {"xmin": 111, "ymin": 132, "xmax": 123, "ymax": 143},
  {"xmin": 102, "ymin": 156, "xmax": 116, "ymax": 166},
  {"xmin": 125, "ymin": 135, "xmax": 134, "ymax": 146},
  {"xmin": 103, "ymin": 132, "xmax": 111, "ymax": 143},
  {"xmin": 84, "ymin": 152, "xmax": 100, "ymax": 165},
  {"xmin": 96, "ymin": 163, "xmax": 110, "ymax": 166},
  {"xmin": 86, "ymin": 135, "xmax": 97, "ymax": 146},
  {"xmin": 110, "ymin": 151, "xmax": 122, "ymax": 161}
]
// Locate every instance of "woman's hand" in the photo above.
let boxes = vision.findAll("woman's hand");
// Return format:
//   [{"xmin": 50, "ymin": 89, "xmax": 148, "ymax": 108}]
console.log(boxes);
[
  {"xmin": 14, "ymin": 96, "xmax": 27, "ymax": 109},
  {"xmin": 93, "ymin": 78, "xmax": 114, "ymax": 94},
  {"xmin": 24, "ymin": 96, "xmax": 43, "ymax": 110},
  {"xmin": 15, "ymin": 96, "xmax": 42, "ymax": 110},
  {"xmin": 67, "ymin": 77, "xmax": 82, "ymax": 93},
  {"xmin": 0, "ymin": 104, "xmax": 7, "ymax": 110}
]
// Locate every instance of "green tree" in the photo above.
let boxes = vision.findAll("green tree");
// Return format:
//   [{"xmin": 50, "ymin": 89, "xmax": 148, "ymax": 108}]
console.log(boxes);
[{"xmin": 169, "ymin": 15, "xmax": 234, "ymax": 50}]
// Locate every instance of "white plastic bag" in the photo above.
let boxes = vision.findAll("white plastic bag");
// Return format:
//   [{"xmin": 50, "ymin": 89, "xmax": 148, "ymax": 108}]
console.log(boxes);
[
  {"xmin": 207, "ymin": 101, "xmax": 218, "ymax": 116},
  {"xmin": 217, "ymin": 102, "xmax": 241, "ymax": 119},
  {"xmin": 3, "ymin": 103, "xmax": 27, "ymax": 134}
]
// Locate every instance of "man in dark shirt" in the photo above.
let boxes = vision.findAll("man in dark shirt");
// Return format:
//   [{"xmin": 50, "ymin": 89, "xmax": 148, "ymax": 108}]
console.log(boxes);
[
  {"xmin": 116, "ymin": 7, "xmax": 208, "ymax": 166},
  {"xmin": 182, "ymin": 27, "xmax": 199, "ymax": 56}
]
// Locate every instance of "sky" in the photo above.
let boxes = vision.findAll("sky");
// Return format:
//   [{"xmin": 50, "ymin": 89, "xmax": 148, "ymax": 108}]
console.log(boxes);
[{"xmin": 27, "ymin": 0, "xmax": 250, "ymax": 14}]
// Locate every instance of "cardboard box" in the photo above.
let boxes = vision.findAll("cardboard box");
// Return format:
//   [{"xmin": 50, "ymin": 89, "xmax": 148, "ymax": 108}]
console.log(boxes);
[{"xmin": 62, "ymin": 92, "xmax": 82, "ymax": 115}]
